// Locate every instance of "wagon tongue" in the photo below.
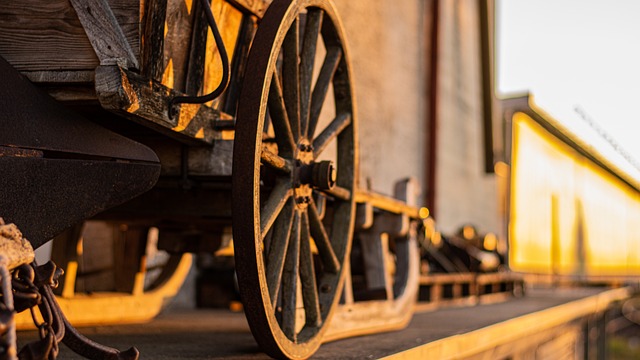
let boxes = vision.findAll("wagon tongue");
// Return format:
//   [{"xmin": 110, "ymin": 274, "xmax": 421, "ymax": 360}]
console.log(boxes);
[{"xmin": 0, "ymin": 55, "xmax": 160, "ymax": 249}]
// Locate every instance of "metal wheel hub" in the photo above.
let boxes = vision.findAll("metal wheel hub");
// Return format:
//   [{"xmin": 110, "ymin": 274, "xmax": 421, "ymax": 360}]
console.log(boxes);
[{"xmin": 293, "ymin": 139, "xmax": 336, "ymax": 209}]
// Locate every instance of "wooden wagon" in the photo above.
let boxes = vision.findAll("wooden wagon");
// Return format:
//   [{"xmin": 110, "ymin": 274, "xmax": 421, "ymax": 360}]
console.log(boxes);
[{"xmin": 0, "ymin": 0, "xmax": 425, "ymax": 358}]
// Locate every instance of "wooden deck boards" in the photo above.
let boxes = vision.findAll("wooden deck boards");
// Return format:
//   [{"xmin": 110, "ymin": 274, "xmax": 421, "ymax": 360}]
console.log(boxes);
[{"xmin": 16, "ymin": 287, "xmax": 631, "ymax": 359}]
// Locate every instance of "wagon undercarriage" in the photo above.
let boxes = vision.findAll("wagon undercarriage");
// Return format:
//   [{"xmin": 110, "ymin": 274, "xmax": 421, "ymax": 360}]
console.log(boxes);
[
  {"xmin": 0, "ymin": 0, "xmax": 518, "ymax": 359},
  {"xmin": 0, "ymin": 0, "xmax": 522, "ymax": 358}
]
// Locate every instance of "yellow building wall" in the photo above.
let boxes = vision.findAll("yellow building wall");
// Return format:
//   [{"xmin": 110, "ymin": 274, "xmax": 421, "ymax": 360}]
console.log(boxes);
[{"xmin": 509, "ymin": 112, "xmax": 640, "ymax": 276}]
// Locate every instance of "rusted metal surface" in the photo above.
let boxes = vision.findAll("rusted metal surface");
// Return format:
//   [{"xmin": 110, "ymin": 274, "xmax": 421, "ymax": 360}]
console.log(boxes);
[{"xmin": 232, "ymin": 0, "xmax": 357, "ymax": 358}]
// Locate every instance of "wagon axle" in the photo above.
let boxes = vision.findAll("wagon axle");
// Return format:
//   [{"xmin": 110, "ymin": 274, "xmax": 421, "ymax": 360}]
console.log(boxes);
[{"xmin": 297, "ymin": 160, "xmax": 337, "ymax": 191}]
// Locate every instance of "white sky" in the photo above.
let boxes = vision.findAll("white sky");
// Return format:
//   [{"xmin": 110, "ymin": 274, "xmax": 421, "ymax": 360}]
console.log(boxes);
[{"xmin": 497, "ymin": 0, "xmax": 640, "ymax": 180}]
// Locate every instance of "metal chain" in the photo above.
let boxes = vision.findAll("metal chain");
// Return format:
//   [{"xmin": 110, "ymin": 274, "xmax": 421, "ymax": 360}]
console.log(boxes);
[
  {"xmin": 0, "ymin": 262, "xmax": 17, "ymax": 360},
  {"xmin": 11, "ymin": 264, "xmax": 41, "ymax": 313},
  {"xmin": 12, "ymin": 263, "xmax": 61, "ymax": 360}
]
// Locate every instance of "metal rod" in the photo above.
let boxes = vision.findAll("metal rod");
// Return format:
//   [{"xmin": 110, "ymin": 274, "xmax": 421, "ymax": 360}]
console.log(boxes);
[{"xmin": 170, "ymin": 0, "xmax": 231, "ymax": 113}]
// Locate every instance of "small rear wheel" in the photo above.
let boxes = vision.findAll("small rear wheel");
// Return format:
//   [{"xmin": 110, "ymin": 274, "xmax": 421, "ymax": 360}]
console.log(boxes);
[{"xmin": 232, "ymin": 0, "xmax": 357, "ymax": 358}]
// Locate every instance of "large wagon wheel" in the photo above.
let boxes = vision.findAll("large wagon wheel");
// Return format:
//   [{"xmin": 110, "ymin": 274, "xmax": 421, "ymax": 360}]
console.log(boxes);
[{"xmin": 232, "ymin": 0, "xmax": 357, "ymax": 358}]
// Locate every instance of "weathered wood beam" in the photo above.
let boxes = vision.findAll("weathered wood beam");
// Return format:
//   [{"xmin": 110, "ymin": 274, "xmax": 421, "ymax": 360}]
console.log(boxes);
[
  {"xmin": 222, "ymin": 15, "xmax": 257, "ymax": 116},
  {"xmin": 141, "ymin": 0, "xmax": 168, "ymax": 81},
  {"xmin": 69, "ymin": 0, "xmax": 139, "ymax": 69},
  {"xmin": 354, "ymin": 190, "xmax": 421, "ymax": 219},
  {"xmin": 95, "ymin": 65, "xmax": 225, "ymax": 145},
  {"xmin": 162, "ymin": 0, "xmax": 198, "ymax": 91},
  {"xmin": 0, "ymin": 0, "xmax": 139, "ymax": 73},
  {"xmin": 185, "ymin": 0, "xmax": 211, "ymax": 96}
]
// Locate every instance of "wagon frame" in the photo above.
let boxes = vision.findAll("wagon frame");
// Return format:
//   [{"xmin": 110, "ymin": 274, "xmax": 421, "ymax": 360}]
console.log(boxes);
[{"xmin": 0, "ymin": 0, "xmax": 425, "ymax": 358}]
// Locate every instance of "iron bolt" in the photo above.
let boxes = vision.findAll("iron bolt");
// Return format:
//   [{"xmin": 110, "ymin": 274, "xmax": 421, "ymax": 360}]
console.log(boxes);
[{"xmin": 298, "ymin": 144, "xmax": 313, "ymax": 152}]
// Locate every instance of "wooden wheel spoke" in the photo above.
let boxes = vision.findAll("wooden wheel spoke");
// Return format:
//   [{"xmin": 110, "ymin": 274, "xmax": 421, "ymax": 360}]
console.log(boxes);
[
  {"xmin": 312, "ymin": 113, "xmax": 351, "ymax": 158},
  {"xmin": 300, "ymin": 8, "xmax": 324, "ymax": 137},
  {"xmin": 282, "ymin": 211, "xmax": 301, "ymax": 340},
  {"xmin": 266, "ymin": 200, "xmax": 295, "ymax": 305},
  {"xmin": 260, "ymin": 179, "xmax": 293, "ymax": 239},
  {"xmin": 300, "ymin": 211, "xmax": 321, "ymax": 327},
  {"xmin": 313, "ymin": 192, "xmax": 327, "ymax": 220},
  {"xmin": 268, "ymin": 72, "xmax": 296, "ymax": 155},
  {"xmin": 261, "ymin": 146, "xmax": 292, "ymax": 174},
  {"xmin": 308, "ymin": 47, "xmax": 342, "ymax": 138},
  {"xmin": 232, "ymin": 2, "xmax": 356, "ymax": 356},
  {"xmin": 283, "ymin": 18, "xmax": 301, "ymax": 140},
  {"xmin": 308, "ymin": 201, "xmax": 340, "ymax": 274}
]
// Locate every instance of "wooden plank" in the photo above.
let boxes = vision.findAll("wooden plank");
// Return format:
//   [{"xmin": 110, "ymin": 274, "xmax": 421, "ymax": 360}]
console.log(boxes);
[
  {"xmin": 184, "ymin": 0, "xmax": 243, "ymax": 99},
  {"xmin": 95, "ymin": 65, "xmax": 224, "ymax": 145},
  {"xmin": 14, "ymin": 288, "xmax": 624, "ymax": 358},
  {"xmin": 113, "ymin": 225, "xmax": 148, "ymax": 294},
  {"xmin": 476, "ymin": 272, "xmax": 523, "ymax": 284},
  {"xmin": 69, "ymin": 0, "xmax": 139, "ymax": 69},
  {"xmin": 222, "ymin": 14, "xmax": 257, "ymax": 116},
  {"xmin": 0, "ymin": 0, "xmax": 139, "ymax": 72},
  {"xmin": 21, "ymin": 70, "xmax": 98, "ymax": 102},
  {"xmin": 201, "ymin": 0, "xmax": 243, "ymax": 108},
  {"xmin": 414, "ymin": 295, "xmax": 478, "ymax": 312},
  {"xmin": 161, "ymin": 0, "xmax": 197, "ymax": 91},
  {"xmin": 21, "ymin": 70, "xmax": 94, "ymax": 84},
  {"xmin": 354, "ymin": 189, "xmax": 421, "ymax": 219},
  {"xmin": 184, "ymin": 0, "xmax": 210, "ymax": 96},
  {"xmin": 42, "ymin": 86, "xmax": 98, "ymax": 103},
  {"xmin": 477, "ymin": 292, "xmax": 515, "ymax": 305},
  {"xmin": 393, "ymin": 287, "xmax": 632, "ymax": 360},
  {"xmin": 419, "ymin": 273, "xmax": 475, "ymax": 285},
  {"xmin": 359, "ymin": 231, "xmax": 393, "ymax": 300},
  {"xmin": 141, "ymin": 0, "xmax": 167, "ymax": 80},
  {"xmin": 0, "ymin": 1, "xmax": 96, "ymax": 71}
]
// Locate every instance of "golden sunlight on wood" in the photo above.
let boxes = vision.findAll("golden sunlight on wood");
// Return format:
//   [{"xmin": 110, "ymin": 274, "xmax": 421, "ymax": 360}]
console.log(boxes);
[{"xmin": 203, "ymin": 0, "xmax": 243, "ymax": 107}]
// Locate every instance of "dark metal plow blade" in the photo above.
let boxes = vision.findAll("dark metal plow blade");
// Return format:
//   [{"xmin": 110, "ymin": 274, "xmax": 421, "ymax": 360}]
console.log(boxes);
[{"xmin": 0, "ymin": 55, "xmax": 160, "ymax": 248}]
